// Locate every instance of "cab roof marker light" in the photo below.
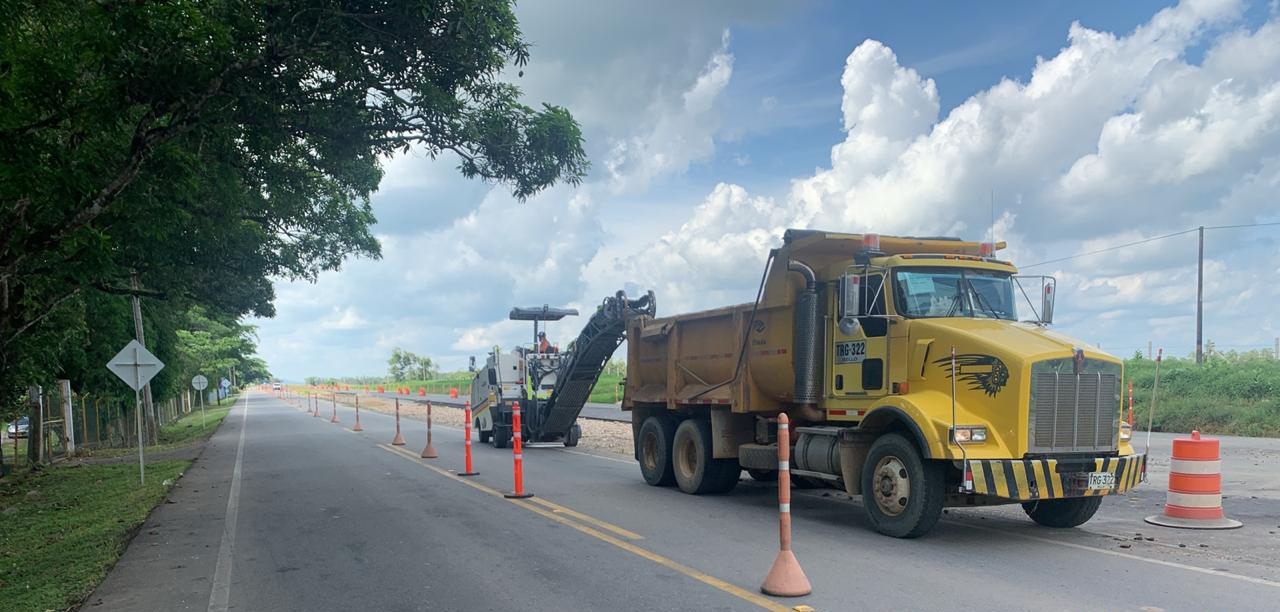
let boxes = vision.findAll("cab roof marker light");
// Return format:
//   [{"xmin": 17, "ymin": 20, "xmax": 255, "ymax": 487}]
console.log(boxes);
[{"xmin": 862, "ymin": 233, "xmax": 880, "ymax": 252}]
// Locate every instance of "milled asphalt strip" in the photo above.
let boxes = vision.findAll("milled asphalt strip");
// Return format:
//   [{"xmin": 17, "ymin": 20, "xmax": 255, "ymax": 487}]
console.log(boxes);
[{"xmin": 207, "ymin": 394, "xmax": 249, "ymax": 612}]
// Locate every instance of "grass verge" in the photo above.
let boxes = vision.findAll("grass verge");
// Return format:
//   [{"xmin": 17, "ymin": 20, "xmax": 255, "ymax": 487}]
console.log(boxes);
[
  {"xmin": 0, "ymin": 460, "xmax": 191, "ymax": 612},
  {"xmin": 84, "ymin": 397, "xmax": 235, "ymax": 459}
]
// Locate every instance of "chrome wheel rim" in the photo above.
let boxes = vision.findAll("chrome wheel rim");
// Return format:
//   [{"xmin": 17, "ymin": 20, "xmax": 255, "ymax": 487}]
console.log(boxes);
[{"xmin": 873, "ymin": 456, "xmax": 910, "ymax": 516}]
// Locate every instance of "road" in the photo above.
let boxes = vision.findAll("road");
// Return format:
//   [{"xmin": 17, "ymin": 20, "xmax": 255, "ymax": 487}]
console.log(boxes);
[{"xmin": 88, "ymin": 392, "xmax": 1280, "ymax": 611}]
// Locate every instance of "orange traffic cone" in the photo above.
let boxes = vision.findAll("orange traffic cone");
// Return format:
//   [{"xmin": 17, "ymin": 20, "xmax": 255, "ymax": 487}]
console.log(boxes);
[
  {"xmin": 1145, "ymin": 430, "xmax": 1241, "ymax": 529},
  {"xmin": 352, "ymin": 396, "xmax": 363, "ymax": 432},
  {"xmin": 760, "ymin": 413, "xmax": 812, "ymax": 597},
  {"xmin": 420, "ymin": 401, "xmax": 438, "ymax": 459},
  {"xmin": 391, "ymin": 397, "xmax": 406, "ymax": 446}
]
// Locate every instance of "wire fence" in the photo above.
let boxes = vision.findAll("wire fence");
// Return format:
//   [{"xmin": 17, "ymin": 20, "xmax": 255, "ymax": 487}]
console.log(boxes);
[{"xmin": 2, "ymin": 384, "xmax": 197, "ymax": 470}]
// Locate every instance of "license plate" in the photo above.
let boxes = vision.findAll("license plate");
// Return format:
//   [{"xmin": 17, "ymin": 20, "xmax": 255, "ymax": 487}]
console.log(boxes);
[{"xmin": 1087, "ymin": 471, "xmax": 1115, "ymax": 490}]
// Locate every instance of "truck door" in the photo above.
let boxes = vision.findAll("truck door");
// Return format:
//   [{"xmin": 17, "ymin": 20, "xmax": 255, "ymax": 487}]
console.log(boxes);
[{"xmin": 831, "ymin": 272, "xmax": 888, "ymax": 398}]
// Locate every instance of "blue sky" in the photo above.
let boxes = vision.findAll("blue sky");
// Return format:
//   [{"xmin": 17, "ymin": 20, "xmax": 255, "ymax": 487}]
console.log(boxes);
[{"xmin": 254, "ymin": 0, "xmax": 1280, "ymax": 381}]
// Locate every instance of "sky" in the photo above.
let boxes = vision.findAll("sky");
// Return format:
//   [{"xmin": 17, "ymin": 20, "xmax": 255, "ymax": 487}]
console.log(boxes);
[{"xmin": 253, "ymin": 0, "xmax": 1280, "ymax": 381}]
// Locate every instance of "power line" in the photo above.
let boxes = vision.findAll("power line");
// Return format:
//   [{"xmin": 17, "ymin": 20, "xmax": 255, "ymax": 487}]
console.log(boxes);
[
  {"xmin": 1020, "ymin": 228, "xmax": 1197, "ymax": 269},
  {"xmin": 1020, "ymin": 221, "xmax": 1280, "ymax": 270}
]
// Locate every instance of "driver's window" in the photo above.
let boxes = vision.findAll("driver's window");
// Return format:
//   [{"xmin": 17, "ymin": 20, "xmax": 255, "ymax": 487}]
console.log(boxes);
[{"xmin": 860, "ymin": 274, "xmax": 887, "ymax": 337}]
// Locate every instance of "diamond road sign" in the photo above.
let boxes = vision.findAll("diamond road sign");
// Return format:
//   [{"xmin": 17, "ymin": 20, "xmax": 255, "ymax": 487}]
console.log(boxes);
[
  {"xmin": 106, "ymin": 339, "xmax": 164, "ymax": 391},
  {"xmin": 191, "ymin": 374, "xmax": 208, "ymax": 391},
  {"xmin": 220, "ymin": 378, "xmax": 231, "ymax": 389}
]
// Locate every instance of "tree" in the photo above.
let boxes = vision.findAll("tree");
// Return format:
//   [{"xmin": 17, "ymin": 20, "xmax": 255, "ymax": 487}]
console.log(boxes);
[
  {"xmin": 0, "ymin": 1, "xmax": 587, "ymax": 411},
  {"xmin": 416, "ymin": 356, "xmax": 438, "ymax": 380},
  {"xmin": 388, "ymin": 348, "xmax": 419, "ymax": 382}
]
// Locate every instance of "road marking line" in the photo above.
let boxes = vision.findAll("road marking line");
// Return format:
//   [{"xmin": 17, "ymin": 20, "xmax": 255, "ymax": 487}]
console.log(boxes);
[
  {"xmin": 510, "ymin": 498, "xmax": 792, "ymax": 612},
  {"xmin": 375, "ymin": 444, "xmax": 791, "ymax": 611},
  {"xmin": 952, "ymin": 521, "xmax": 1280, "ymax": 589},
  {"xmin": 560, "ymin": 448, "xmax": 635, "ymax": 464},
  {"xmin": 528, "ymin": 497, "xmax": 643, "ymax": 540},
  {"xmin": 378, "ymin": 444, "xmax": 638, "ymax": 539},
  {"xmin": 207, "ymin": 394, "xmax": 249, "ymax": 612}
]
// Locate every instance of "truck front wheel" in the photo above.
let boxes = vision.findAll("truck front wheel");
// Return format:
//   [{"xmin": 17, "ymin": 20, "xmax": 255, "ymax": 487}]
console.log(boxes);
[
  {"xmin": 477, "ymin": 420, "xmax": 491, "ymax": 444},
  {"xmin": 860, "ymin": 433, "xmax": 944, "ymax": 538},
  {"xmin": 1022, "ymin": 497, "xmax": 1102, "ymax": 528},
  {"xmin": 672, "ymin": 419, "xmax": 740, "ymax": 495},
  {"xmin": 638, "ymin": 416, "xmax": 677, "ymax": 486}
]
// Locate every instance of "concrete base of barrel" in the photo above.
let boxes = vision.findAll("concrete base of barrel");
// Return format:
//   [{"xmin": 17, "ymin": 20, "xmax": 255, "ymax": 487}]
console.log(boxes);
[{"xmin": 1144, "ymin": 514, "xmax": 1243, "ymax": 529}]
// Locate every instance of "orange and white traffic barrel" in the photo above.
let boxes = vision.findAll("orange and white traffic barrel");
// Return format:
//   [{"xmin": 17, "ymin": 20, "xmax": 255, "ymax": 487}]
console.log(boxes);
[{"xmin": 1145, "ymin": 430, "xmax": 1241, "ymax": 529}]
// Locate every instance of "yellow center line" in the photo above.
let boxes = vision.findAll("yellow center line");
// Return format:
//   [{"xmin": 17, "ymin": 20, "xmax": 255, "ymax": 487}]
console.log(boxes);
[
  {"xmin": 375, "ymin": 444, "xmax": 796, "ymax": 612},
  {"xmin": 528, "ymin": 497, "xmax": 644, "ymax": 540}
]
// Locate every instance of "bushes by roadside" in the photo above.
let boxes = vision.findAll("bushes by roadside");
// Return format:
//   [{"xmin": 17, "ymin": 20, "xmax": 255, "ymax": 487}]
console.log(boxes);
[{"xmin": 1126, "ymin": 353, "xmax": 1280, "ymax": 437}]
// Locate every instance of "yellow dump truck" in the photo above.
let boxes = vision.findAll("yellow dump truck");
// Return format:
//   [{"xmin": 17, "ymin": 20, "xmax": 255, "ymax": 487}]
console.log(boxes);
[{"xmin": 623, "ymin": 229, "xmax": 1144, "ymax": 538}]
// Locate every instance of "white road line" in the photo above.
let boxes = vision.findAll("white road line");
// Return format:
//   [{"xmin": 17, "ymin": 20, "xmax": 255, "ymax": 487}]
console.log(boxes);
[
  {"xmin": 952, "ymin": 520, "xmax": 1280, "ymax": 589},
  {"xmin": 559, "ymin": 448, "xmax": 635, "ymax": 464},
  {"xmin": 207, "ymin": 394, "xmax": 249, "ymax": 612}
]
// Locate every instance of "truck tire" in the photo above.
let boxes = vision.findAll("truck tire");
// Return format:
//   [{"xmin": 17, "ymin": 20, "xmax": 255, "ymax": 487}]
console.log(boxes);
[
  {"xmin": 492, "ymin": 425, "xmax": 511, "ymax": 449},
  {"xmin": 860, "ymin": 433, "xmax": 944, "ymax": 538},
  {"xmin": 564, "ymin": 423, "xmax": 581, "ymax": 447},
  {"xmin": 1022, "ymin": 497, "xmax": 1103, "ymax": 528},
  {"xmin": 477, "ymin": 420, "xmax": 491, "ymax": 444},
  {"xmin": 747, "ymin": 468, "xmax": 777, "ymax": 482},
  {"xmin": 638, "ymin": 416, "xmax": 677, "ymax": 486},
  {"xmin": 672, "ymin": 419, "xmax": 740, "ymax": 495}
]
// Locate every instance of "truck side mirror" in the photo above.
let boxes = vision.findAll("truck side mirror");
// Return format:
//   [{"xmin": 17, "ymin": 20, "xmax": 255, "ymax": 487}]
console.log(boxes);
[
  {"xmin": 487, "ymin": 369, "xmax": 497, "ymax": 386},
  {"xmin": 1040, "ymin": 279, "xmax": 1055, "ymax": 325},
  {"xmin": 1015, "ymin": 275, "xmax": 1056, "ymax": 325},
  {"xmin": 838, "ymin": 272, "xmax": 863, "ymax": 335}
]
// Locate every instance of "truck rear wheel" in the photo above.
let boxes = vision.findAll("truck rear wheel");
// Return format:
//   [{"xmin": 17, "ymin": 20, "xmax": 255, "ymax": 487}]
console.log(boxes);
[
  {"xmin": 672, "ymin": 419, "xmax": 740, "ymax": 495},
  {"xmin": 1022, "ymin": 497, "xmax": 1102, "ymax": 528},
  {"xmin": 860, "ymin": 433, "xmax": 944, "ymax": 538},
  {"xmin": 638, "ymin": 416, "xmax": 676, "ymax": 486},
  {"xmin": 492, "ymin": 425, "xmax": 510, "ymax": 449}
]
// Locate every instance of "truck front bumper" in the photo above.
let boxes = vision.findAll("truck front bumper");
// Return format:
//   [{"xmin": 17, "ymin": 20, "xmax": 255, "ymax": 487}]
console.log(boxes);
[{"xmin": 967, "ymin": 454, "xmax": 1146, "ymax": 501}]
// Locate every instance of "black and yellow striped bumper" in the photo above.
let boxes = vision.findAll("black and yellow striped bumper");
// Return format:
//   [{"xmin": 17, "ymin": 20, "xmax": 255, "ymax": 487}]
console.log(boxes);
[{"xmin": 969, "ymin": 454, "xmax": 1146, "ymax": 501}]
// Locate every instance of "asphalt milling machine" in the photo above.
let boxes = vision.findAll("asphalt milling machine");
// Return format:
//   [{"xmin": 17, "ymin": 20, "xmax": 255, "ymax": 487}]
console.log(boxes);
[{"xmin": 470, "ymin": 290, "xmax": 656, "ymax": 448}]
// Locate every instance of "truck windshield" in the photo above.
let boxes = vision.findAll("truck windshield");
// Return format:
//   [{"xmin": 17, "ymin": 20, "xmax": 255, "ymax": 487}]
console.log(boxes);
[{"xmin": 894, "ymin": 268, "xmax": 1016, "ymax": 320}]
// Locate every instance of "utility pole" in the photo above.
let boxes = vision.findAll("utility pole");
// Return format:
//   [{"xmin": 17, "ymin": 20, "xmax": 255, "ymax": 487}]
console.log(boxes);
[
  {"xmin": 1275, "ymin": 337, "xmax": 1278, "ymax": 360},
  {"xmin": 130, "ymin": 274, "xmax": 156, "ymax": 442},
  {"xmin": 1195, "ymin": 226, "xmax": 1204, "ymax": 365},
  {"xmin": 1147, "ymin": 340, "xmax": 1152, "ymax": 359}
]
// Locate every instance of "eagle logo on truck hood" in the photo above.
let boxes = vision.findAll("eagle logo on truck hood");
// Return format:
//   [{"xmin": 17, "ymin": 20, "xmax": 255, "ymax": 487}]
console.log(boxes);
[{"xmin": 933, "ymin": 354, "xmax": 1009, "ymax": 397}]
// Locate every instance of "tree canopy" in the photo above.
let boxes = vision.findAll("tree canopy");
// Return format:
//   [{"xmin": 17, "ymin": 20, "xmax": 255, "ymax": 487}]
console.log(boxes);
[{"xmin": 0, "ymin": 0, "xmax": 587, "ymax": 412}]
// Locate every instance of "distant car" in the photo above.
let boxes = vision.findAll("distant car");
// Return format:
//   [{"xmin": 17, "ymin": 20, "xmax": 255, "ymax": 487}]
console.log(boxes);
[
  {"xmin": 7, "ymin": 416, "xmax": 29, "ymax": 438},
  {"xmin": 272, "ymin": 382, "xmax": 282, "ymax": 390}
]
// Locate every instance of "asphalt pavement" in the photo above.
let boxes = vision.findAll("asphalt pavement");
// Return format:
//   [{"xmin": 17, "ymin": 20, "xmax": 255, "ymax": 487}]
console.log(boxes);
[{"xmin": 88, "ymin": 392, "xmax": 1280, "ymax": 611}]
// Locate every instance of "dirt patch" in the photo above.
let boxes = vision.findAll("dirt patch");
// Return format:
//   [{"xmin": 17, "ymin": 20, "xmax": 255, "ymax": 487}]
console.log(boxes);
[{"xmin": 334, "ymin": 394, "xmax": 635, "ymax": 457}]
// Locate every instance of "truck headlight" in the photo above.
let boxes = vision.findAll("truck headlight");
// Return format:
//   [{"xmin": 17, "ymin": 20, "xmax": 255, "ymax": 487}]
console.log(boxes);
[
  {"xmin": 951, "ymin": 426, "xmax": 988, "ymax": 444},
  {"xmin": 1120, "ymin": 422, "xmax": 1132, "ymax": 441}
]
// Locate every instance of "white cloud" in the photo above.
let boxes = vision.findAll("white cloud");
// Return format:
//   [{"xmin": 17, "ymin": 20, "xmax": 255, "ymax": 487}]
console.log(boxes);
[
  {"xmin": 319, "ymin": 307, "xmax": 369, "ymax": 331},
  {"xmin": 609, "ymin": 0, "xmax": 1280, "ymax": 356},
  {"xmin": 604, "ymin": 30, "xmax": 735, "ymax": 193}
]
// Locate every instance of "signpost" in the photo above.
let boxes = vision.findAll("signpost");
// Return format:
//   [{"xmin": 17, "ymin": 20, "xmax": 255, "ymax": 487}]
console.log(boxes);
[
  {"xmin": 192, "ymin": 375, "xmax": 208, "ymax": 428},
  {"xmin": 219, "ymin": 378, "xmax": 231, "ymax": 405},
  {"xmin": 107, "ymin": 340, "xmax": 164, "ymax": 484}
]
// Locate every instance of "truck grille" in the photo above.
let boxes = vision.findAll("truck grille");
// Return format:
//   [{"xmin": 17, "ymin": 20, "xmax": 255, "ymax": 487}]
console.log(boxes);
[{"xmin": 1029, "ymin": 359, "xmax": 1120, "ymax": 453}]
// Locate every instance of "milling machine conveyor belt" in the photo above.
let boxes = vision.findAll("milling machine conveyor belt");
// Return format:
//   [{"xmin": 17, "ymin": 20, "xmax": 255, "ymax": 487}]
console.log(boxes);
[{"xmin": 532, "ymin": 291, "xmax": 655, "ymax": 441}]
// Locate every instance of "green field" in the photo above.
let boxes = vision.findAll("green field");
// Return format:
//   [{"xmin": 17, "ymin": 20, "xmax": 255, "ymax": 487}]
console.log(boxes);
[
  {"xmin": 0, "ymin": 460, "xmax": 191, "ymax": 612},
  {"xmin": 1125, "ymin": 354, "xmax": 1280, "ymax": 437}
]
